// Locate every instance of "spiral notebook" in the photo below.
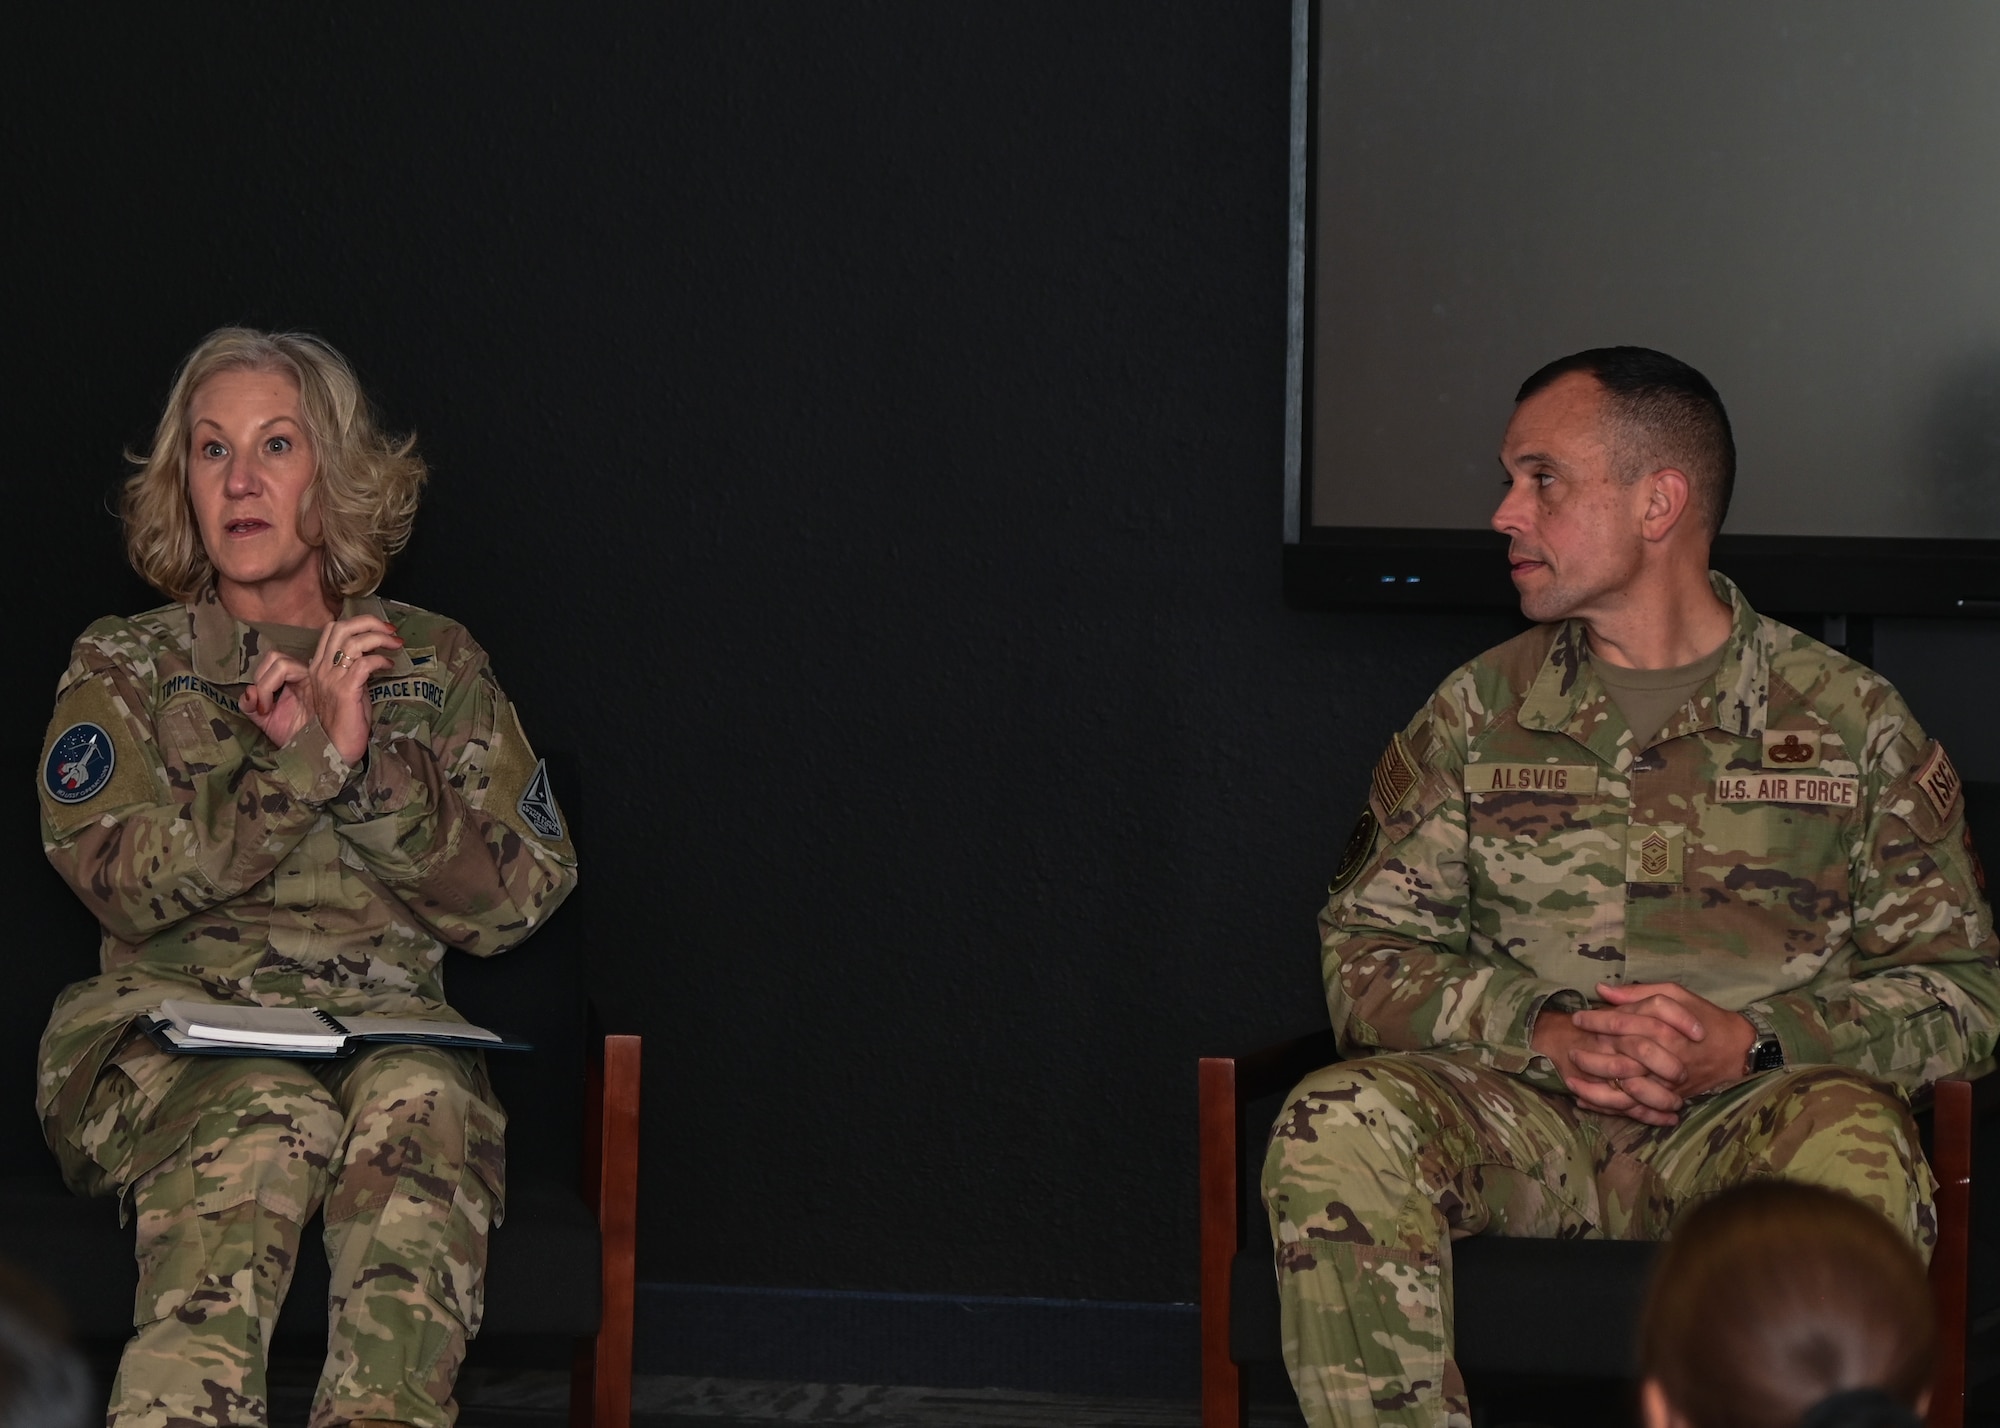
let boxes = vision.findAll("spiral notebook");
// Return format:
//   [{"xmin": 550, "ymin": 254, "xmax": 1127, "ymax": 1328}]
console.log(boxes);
[{"xmin": 147, "ymin": 999, "xmax": 531, "ymax": 1059}]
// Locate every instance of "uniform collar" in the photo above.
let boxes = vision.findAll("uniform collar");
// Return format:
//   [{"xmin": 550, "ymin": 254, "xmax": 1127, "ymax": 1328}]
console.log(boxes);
[
  {"xmin": 1517, "ymin": 571, "xmax": 1770, "ymax": 763},
  {"xmin": 189, "ymin": 588, "xmax": 409, "ymax": 683}
]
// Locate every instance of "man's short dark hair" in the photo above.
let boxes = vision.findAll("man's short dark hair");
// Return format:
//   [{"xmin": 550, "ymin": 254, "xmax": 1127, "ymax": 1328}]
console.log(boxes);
[{"xmin": 1515, "ymin": 346, "xmax": 1736, "ymax": 539}]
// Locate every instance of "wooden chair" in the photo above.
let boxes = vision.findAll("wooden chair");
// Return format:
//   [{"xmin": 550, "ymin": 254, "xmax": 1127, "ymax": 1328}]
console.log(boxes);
[{"xmin": 1200, "ymin": 1034, "xmax": 1987, "ymax": 1428}]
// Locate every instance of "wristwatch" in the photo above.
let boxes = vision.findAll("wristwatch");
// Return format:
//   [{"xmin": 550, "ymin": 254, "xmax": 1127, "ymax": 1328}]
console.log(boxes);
[
  {"xmin": 1744, "ymin": 1010, "xmax": 1785, "ymax": 1074},
  {"xmin": 1748, "ymin": 1036, "xmax": 1786, "ymax": 1073}
]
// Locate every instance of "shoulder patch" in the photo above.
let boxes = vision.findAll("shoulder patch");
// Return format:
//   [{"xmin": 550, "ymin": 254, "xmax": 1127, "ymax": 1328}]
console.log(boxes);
[
  {"xmin": 1368, "ymin": 732, "xmax": 1420, "ymax": 821},
  {"xmin": 517, "ymin": 759, "xmax": 564, "ymax": 841},
  {"xmin": 44, "ymin": 723, "xmax": 114, "ymax": 804},
  {"xmin": 1916, "ymin": 741, "xmax": 1963, "ymax": 825},
  {"xmin": 1329, "ymin": 809, "xmax": 1379, "ymax": 897},
  {"xmin": 38, "ymin": 675, "xmax": 157, "ymax": 839}
]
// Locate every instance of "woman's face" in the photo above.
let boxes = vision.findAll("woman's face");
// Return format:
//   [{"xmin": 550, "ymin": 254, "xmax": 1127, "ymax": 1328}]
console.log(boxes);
[{"xmin": 186, "ymin": 367, "xmax": 326, "ymax": 620}]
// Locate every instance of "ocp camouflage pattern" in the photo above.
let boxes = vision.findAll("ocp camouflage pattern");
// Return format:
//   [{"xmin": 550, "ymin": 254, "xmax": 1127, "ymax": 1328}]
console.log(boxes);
[
  {"xmin": 103, "ymin": 1045, "xmax": 501, "ymax": 1428},
  {"xmin": 1263, "ymin": 1052, "xmax": 1933, "ymax": 1428},
  {"xmin": 1325, "ymin": 573, "xmax": 2000, "ymax": 1093},
  {"xmin": 31, "ymin": 587, "xmax": 575, "ymax": 1428},
  {"xmin": 36, "ymin": 587, "xmax": 577, "ymax": 1178}
]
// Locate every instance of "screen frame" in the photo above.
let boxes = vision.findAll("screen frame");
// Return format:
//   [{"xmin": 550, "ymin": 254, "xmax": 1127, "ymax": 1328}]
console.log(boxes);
[{"xmin": 1281, "ymin": 0, "xmax": 2000, "ymax": 618}]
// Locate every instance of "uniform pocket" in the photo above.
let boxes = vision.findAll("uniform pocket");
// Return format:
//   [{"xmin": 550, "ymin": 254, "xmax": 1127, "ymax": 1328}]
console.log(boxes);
[{"xmin": 426, "ymin": 1092, "xmax": 507, "ymax": 1336}]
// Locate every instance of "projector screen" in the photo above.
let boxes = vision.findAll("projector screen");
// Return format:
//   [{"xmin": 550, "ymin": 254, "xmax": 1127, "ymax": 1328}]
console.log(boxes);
[{"xmin": 1286, "ymin": 0, "xmax": 2000, "ymax": 611}]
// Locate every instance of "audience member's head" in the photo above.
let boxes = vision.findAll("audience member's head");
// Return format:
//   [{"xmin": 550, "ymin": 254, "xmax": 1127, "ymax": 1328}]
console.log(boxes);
[
  {"xmin": 1515, "ymin": 345, "xmax": 1736, "ymax": 540},
  {"xmin": 1639, "ymin": 1181, "xmax": 1932, "ymax": 1428},
  {"xmin": 0, "ymin": 1262, "xmax": 89, "ymax": 1428}
]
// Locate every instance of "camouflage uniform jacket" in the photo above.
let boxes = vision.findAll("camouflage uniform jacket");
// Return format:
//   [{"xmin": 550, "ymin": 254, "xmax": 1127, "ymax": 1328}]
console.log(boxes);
[
  {"xmin": 35, "ymin": 588, "xmax": 578, "ymax": 1185},
  {"xmin": 1325, "ymin": 573, "xmax": 2000, "ymax": 1094}
]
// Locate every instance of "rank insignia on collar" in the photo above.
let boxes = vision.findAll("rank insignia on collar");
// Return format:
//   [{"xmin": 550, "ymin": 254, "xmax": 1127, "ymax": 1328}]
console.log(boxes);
[
  {"xmin": 1762, "ymin": 730, "xmax": 1822, "ymax": 769},
  {"xmin": 517, "ymin": 758, "xmax": 564, "ymax": 841},
  {"xmin": 44, "ymin": 722, "xmax": 115, "ymax": 805}
]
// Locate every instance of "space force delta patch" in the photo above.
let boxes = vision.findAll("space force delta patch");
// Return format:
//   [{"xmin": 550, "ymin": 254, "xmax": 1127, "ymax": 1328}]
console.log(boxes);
[
  {"xmin": 44, "ymin": 722, "xmax": 115, "ymax": 805},
  {"xmin": 517, "ymin": 759, "xmax": 564, "ymax": 841}
]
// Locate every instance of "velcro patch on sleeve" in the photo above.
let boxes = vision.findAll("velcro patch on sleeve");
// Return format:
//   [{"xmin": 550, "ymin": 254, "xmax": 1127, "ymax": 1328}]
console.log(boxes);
[
  {"xmin": 1368, "ymin": 732, "xmax": 1420, "ymax": 823},
  {"xmin": 1915, "ymin": 741, "xmax": 1963, "ymax": 825},
  {"xmin": 38, "ymin": 676, "xmax": 156, "ymax": 839},
  {"xmin": 482, "ymin": 698, "xmax": 576, "ymax": 864}
]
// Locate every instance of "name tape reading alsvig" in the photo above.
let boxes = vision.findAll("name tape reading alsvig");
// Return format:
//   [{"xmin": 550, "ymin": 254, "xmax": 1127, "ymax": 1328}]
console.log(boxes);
[{"xmin": 1463, "ymin": 764, "xmax": 1599, "ymax": 795}]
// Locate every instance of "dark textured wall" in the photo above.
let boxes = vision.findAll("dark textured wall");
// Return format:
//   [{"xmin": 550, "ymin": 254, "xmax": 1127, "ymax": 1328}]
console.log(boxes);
[{"xmin": 5, "ymin": 5, "xmax": 1520, "ymax": 1302}]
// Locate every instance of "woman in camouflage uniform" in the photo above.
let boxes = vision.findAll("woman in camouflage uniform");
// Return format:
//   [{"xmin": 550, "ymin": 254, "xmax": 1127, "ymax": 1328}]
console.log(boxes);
[{"xmin": 35, "ymin": 329, "xmax": 578, "ymax": 1428}]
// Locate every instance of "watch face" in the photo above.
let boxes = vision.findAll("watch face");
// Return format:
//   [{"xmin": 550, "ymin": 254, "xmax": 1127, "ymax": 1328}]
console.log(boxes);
[{"xmin": 1752, "ymin": 1039, "xmax": 1786, "ymax": 1072}]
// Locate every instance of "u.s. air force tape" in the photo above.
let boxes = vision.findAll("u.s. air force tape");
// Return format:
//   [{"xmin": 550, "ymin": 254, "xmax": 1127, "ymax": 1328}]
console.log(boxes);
[{"xmin": 44, "ymin": 722, "xmax": 114, "ymax": 804}]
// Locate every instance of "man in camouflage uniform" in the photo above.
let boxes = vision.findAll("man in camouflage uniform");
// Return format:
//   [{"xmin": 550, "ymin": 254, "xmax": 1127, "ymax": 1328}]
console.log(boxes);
[
  {"xmin": 38, "ymin": 588, "xmax": 577, "ymax": 1428},
  {"xmin": 1262, "ymin": 348, "xmax": 2000, "ymax": 1428}
]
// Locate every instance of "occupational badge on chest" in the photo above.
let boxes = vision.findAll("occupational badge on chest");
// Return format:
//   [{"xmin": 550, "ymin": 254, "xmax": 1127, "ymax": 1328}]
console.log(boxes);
[
  {"xmin": 1761, "ymin": 729, "xmax": 1823, "ymax": 769},
  {"xmin": 1626, "ymin": 824, "xmax": 1683, "ymax": 885}
]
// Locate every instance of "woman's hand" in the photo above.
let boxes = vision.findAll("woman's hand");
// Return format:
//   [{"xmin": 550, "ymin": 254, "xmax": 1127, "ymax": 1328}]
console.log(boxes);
[
  {"xmin": 309, "ymin": 616, "xmax": 402, "ymax": 764},
  {"xmin": 240, "ymin": 616, "xmax": 403, "ymax": 766}
]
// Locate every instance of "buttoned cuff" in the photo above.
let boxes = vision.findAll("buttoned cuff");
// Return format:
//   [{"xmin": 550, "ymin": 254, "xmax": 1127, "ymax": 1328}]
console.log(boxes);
[{"xmin": 272, "ymin": 719, "xmax": 360, "ymax": 806}]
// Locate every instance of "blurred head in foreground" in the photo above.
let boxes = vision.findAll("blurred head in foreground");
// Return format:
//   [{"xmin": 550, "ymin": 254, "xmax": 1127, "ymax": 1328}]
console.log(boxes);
[{"xmin": 1640, "ymin": 1181, "xmax": 1933, "ymax": 1428}]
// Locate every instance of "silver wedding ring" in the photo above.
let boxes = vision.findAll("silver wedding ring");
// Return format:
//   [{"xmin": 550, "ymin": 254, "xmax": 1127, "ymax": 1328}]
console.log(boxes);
[{"xmin": 331, "ymin": 649, "xmax": 350, "ymax": 668}]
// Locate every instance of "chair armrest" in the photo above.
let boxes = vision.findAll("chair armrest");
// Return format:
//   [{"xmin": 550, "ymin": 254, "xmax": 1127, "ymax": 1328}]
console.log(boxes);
[
  {"xmin": 572, "ymin": 1032, "xmax": 641, "ymax": 1428},
  {"xmin": 1200, "ymin": 1029, "xmax": 1341, "ymax": 1428}
]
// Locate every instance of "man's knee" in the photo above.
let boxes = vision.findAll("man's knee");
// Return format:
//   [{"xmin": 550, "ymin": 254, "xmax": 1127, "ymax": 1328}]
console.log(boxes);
[
  {"xmin": 1261, "ymin": 1056, "xmax": 1471, "ymax": 1251},
  {"xmin": 1742, "ymin": 1065, "xmax": 1932, "ymax": 1249}
]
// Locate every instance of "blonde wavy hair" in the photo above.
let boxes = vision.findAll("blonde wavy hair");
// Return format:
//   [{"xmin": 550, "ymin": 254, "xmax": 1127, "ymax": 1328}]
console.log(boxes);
[{"xmin": 122, "ymin": 327, "xmax": 427, "ymax": 603}]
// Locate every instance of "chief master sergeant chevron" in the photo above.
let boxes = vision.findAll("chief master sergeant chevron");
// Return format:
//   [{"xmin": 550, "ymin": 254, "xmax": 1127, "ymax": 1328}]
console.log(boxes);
[{"xmin": 1261, "ymin": 347, "xmax": 2000, "ymax": 1428}]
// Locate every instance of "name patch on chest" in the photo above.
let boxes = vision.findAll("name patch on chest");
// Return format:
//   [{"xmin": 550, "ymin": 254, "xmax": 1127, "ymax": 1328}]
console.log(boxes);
[
  {"xmin": 369, "ymin": 677, "xmax": 446, "ymax": 712},
  {"xmin": 1714, "ymin": 773, "xmax": 1859, "ymax": 807},
  {"xmin": 1465, "ymin": 763, "xmax": 1599, "ymax": 795},
  {"xmin": 160, "ymin": 672, "xmax": 241, "ymax": 713}
]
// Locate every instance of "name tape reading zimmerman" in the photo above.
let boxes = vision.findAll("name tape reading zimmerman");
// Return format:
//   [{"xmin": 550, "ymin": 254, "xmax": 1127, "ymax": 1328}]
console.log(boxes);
[
  {"xmin": 1463, "ymin": 764, "xmax": 1600, "ymax": 795},
  {"xmin": 1714, "ymin": 773, "xmax": 1859, "ymax": 807}
]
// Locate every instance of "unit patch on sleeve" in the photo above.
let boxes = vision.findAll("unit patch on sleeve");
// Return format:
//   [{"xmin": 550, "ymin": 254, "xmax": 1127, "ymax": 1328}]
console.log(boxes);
[
  {"xmin": 1368, "ymin": 732, "xmax": 1420, "ymax": 821},
  {"xmin": 517, "ymin": 759, "xmax": 564, "ymax": 841},
  {"xmin": 1329, "ymin": 808, "xmax": 1379, "ymax": 897},
  {"xmin": 1915, "ymin": 741, "xmax": 1963, "ymax": 823},
  {"xmin": 44, "ymin": 722, "xmax": 114, "ymax": 805}
]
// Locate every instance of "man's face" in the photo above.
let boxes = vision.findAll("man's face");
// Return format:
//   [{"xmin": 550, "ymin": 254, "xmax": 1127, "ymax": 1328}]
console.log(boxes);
[{"xmin": 1490, "ymin": 371, "xmax": 1653, "ymax": 624}]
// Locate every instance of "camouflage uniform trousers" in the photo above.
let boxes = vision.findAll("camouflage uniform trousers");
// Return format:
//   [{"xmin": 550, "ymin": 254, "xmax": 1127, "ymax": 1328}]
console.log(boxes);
[
  {"xmin": 1261, "ymin": 1052, "xmax": 1934, "ymax": 1428},
  {"xmin": 85, "ymin": 1043, "xmax": 505, "ymax": 1428}
]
